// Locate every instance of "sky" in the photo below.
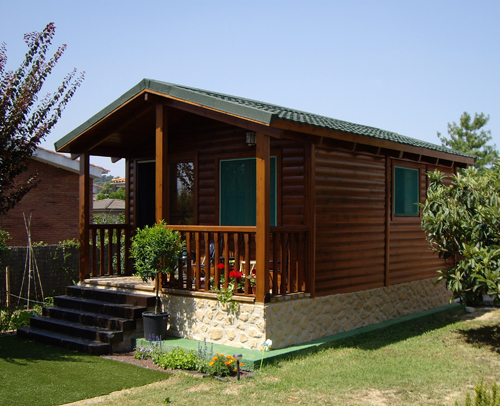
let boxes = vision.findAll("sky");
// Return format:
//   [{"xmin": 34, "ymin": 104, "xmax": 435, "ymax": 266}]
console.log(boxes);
[{"xmin": 2, "ymin": 0, "xmax": 499, "ymax": 177}]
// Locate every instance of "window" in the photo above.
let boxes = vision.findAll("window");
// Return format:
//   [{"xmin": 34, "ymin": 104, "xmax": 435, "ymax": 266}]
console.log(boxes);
[
  {"xmin": 169, "ymin": 161, "xmax": 194, "ymax": 225},
  {"xmin": 220, "ymin": 157, "xmax": 277, "ymax": 226},
  {"xmin": 394, "ymin": 166, "xmax": 419, "ymax": 216}
]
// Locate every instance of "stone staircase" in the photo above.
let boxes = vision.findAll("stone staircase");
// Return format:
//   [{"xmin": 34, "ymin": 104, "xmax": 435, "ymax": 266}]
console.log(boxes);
[{"xmin": 17, "ymin": 285, "xmax": 156, "ymax": 355}]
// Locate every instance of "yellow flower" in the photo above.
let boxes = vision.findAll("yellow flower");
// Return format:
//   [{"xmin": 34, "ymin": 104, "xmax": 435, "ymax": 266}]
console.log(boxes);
[
  {"xmin": 209, "ymin": 362, "xmax": 214, "ymax": 366},
  {"xmin": 212, "ymin": 356, "xmax": 218, "ymax": 361}
]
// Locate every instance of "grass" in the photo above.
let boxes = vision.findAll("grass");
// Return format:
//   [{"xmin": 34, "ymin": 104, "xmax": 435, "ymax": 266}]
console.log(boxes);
[
  {"xmin": 60, "ymin": 308, "xmax": 500, "ymax": 406},
  {"xmin": 2, "ymin": 309, "xmax": 500, "ymax": 406},
  {"xmin": 0, "ymin": 335, "xmax": 169, "ymax": 406}
]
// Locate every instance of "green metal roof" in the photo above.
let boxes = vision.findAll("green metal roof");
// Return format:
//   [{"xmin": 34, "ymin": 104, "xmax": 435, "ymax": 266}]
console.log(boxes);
[{"xmin": 55, "ymin": 78, "xmax": 475, "ymax": 160}]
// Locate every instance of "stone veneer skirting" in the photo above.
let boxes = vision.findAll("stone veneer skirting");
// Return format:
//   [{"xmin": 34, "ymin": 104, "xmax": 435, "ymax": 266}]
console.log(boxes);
[{"xmin": 162, "ymin": 278, "xmax": 451, "ymax": 350}]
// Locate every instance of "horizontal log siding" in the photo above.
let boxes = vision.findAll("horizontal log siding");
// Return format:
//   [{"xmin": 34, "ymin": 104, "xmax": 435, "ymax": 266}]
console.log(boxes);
[
  {"xmin": 388, "ymin": 161, "xmax": 452, "ymax": 284},
  {"xmin": 314, "ymin": 149, "xmax": 386, "ymax": 296},
  {"xmin": 188, "ymin": 124, "xmax": 307, "ymax": 227}
]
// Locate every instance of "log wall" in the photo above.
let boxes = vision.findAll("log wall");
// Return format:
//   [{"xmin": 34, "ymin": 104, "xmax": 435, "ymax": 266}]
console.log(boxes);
[
  {"xmin": 314, "ymin": 148, "xmax": 387, "ymax": 296},
  {"xmin": 314, "ymin": 146, "xmax": 456, "ymax": 297}
]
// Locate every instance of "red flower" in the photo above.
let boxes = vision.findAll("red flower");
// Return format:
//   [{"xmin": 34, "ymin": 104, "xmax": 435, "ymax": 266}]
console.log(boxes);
[
  {"xmin": 217, "ymin": 263, "xmax": 225, "ymax": 270},
  {"xmin": 229, "ymin": 270, "xmax": 243, "ymax": 279}
]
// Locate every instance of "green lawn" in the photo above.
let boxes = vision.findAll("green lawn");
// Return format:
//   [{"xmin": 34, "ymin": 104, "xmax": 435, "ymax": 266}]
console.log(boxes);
[
  {"xmin": 2, "ymin": 309, "xmax": 500, "ymax": 406},
  {"xmin": 0, "ymin": 335, "xmax": 169, "ymax": 406},
  {"xmin": 60, "ymin": 309, "xmax": 500, "ymax": 406}
]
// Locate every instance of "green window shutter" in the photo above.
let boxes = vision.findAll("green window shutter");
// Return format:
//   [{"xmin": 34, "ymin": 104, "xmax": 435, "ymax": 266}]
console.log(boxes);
[
  {"xmin": 220, "ymin": 157, "xmax": 277, "ymax": 226},
  {"xmin": 394, "ymin": 166, "xmax": 419, "ymax": 216}
]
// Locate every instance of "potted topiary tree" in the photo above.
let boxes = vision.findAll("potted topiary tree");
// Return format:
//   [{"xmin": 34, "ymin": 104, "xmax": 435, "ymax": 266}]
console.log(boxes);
[{"xmin": 130, "ymin": 220, "xmax": 184, "ymax": 339}]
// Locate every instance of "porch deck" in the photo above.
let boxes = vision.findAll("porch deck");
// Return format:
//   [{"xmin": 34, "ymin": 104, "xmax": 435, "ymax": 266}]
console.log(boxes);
[{"xmin": 81, "ymin": 276, "xmax": 311, "ymax": 303}]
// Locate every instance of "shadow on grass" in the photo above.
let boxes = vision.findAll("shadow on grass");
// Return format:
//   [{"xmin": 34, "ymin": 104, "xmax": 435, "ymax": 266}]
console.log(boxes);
[
  {"xmin": 0, "ymin": 334, "xmax": 95, "ymax": 365},
  {"xmin": 458, "ymin": 324, "xmax": 500, "ymax": 354}
]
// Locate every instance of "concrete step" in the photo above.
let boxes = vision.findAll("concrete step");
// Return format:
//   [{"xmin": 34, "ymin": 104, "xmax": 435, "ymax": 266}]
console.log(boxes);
[
  {"xmin": 29, "ymin": 316, "xmax": 123, "ymax": 344},
  {"xmin": 43, "ymin": 306, "xmax": 136, "ymax": 331},
  {"xmin": 66, "ymin": 285, "xmax": 155, "ymax": 308},
  {"xmin": 17, "ymin": 326, "xmax": 111, "ymax": 356},
  {"xmin": 53, "ymin": 296, "xmax": 146, "ymax": 319}
]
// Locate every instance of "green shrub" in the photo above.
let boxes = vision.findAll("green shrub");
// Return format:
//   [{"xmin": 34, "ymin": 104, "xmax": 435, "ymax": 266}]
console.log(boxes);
[
  {"xmin": 419, "ymin": 165, "xmax": 500, "ymax": 306},
  {"xmin": 457, "ymin": 380, "xmax": 500, "ymax": 406},
  {"xmin": 0, "ymin": 306, "xmax": 41, "ymax": 331},
  {"xmin": 152, "ymin": 347, "xmax": 198, "ymax": 371}
]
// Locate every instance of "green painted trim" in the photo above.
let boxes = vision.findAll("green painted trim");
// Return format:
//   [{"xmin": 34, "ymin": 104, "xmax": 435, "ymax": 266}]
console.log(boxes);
[{"xmin": 134, "ymin": 303, "xmax": 464, "ymax": 371}]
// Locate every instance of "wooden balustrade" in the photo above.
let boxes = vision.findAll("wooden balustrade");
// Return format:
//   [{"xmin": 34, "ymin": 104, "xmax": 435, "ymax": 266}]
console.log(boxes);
[
  {"xmin": 84, "ymin": 224, "xmax": 309, "ymax": 300},
  {"xmin": 165, "ymin": 225, "xmax": 309, "ymax": 301},
  {"xmin": 88, "ymin": 224, "xmax": 130, "ymax": 277}
]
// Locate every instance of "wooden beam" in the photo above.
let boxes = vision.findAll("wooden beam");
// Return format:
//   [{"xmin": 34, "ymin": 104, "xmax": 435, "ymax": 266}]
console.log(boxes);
[
  {"xmin": 255, "ymin": 132, "xmax": 270, "ymax": 303},
  {"xmin": 79, "ymin": 152, "xmax": 90, "ymax": 281},
  {"xmin": 155, "ymin": 104, "xmax": 169, "ymax": 223},
  {"xmin": 158, "ymin": 96, "xmax": 284, "ymax": 139},
  {"xmin": 272, "ymin": 119, "xmax": 475, "ymax": 165}
]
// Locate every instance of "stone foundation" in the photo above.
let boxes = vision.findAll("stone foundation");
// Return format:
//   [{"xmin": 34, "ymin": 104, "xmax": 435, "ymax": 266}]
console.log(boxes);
[{"xmin": 161, "ymin": 278, "xmax": 451, "ymax": 350}]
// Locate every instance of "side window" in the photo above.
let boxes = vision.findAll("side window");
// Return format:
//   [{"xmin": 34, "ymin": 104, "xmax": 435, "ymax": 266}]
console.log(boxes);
[{"xmin": 394, "ymin": 166, "xmax": 419, "ymax": 216}]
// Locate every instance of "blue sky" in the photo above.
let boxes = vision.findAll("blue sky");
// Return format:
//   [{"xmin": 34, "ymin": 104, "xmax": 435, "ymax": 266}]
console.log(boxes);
[{"xmin": 2, "ymin": 0, "xmax": 499, "ymax": 177}]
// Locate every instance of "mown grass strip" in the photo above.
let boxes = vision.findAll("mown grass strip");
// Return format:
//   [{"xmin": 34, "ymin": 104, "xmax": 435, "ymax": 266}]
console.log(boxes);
[{"xmin": 0, "ymin": 335, "xmax": 169, "ymax": 406}]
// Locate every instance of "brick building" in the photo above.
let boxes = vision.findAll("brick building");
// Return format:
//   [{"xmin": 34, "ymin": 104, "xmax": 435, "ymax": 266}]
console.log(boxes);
[{"xmin": 1, "ymin": 147, "xmax": 108, "ymax": 246}]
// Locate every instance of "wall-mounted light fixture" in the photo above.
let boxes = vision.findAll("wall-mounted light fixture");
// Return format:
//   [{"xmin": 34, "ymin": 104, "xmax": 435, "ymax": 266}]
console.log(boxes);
[{"xmin": 246, "ymin": 131, "xmax": 256, "ymax": 147}]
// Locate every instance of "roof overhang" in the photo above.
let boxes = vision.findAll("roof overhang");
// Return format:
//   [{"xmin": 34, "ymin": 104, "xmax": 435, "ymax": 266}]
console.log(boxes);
[{"xmin": 55, "ymin": 79, "xmax": 476, "ymax": 166}]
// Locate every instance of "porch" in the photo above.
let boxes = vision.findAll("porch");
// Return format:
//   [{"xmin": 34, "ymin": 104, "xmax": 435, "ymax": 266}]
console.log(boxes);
[{"xmin": 82, "ymin": 224, "xmax": 311, "ymax": 303}]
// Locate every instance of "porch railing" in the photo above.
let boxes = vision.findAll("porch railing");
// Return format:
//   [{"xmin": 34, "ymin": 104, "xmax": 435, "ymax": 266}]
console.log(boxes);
[
  {"xmin": 84, "ymin": 224, "xmax": 309, "ymax": 301},
  {"xmin": 163, "ymin": 225, "xmax": 310, "ymax": 300},
  {"xmin": 88, "ymin": 224, "xmax": 130, "ymax": 277}
]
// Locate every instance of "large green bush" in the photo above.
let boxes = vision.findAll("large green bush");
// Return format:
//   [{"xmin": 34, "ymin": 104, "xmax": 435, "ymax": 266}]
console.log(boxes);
[{"xmin": 419, "ymin": 164, "xmax": 500, "ymax": 306}]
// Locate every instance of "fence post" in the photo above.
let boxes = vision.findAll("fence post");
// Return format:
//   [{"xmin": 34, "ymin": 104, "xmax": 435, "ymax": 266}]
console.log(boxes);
[{"xmin": 5, "ymin": 266, "xmax": 10, "ymax": 308}]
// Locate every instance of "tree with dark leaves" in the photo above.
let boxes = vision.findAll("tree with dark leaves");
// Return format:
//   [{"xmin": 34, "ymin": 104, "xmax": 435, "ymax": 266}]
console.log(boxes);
[{"xmin": 0, "ymin": 22, "xmax": 84, "ymax": 214}]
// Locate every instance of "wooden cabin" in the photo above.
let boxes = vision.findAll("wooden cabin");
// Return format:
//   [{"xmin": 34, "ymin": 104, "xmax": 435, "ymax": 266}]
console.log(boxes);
[{"xmin": 53, "ymin": 79, "xmax": 474, "ymax": 350}]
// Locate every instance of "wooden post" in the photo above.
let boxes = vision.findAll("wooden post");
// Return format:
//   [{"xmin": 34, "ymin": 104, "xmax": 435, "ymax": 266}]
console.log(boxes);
[
  {"xmin": 256, "ymin": 132, "xmax": 270, "ymax": 303},
  {"xmin": 155, "ymin": 104, "xmax": 169, "ymax": 224},
  {"xmin": 156, "ymin": 104, "xmax": 169, "ymax": 288},
  {"xmin": 79, "ymin": 152, "xmax": 90, "ymax": 282},
  {"xmin": 5, "ymin": 266, "xmax": 10, "ymax": 308},
  {"xmin": 384, "ymin": 157, "xmax": 391, "ymax": 286}
]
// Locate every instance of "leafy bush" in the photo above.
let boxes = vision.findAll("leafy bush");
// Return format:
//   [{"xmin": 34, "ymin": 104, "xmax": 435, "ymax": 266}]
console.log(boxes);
[
  {"xmin": 457, "ymin": 380, "xmax": 500, "ymax": 406},
  {"xmin": 0, "ymin": 306, "xmax": 41, "ymax": 331},
  {"xmin": 419, "ymin": 165, "xmax": 500, "ymax": 306},
  {"xmin": 152, "ymin": 347, "xmax": 199, "ymax": 371}
]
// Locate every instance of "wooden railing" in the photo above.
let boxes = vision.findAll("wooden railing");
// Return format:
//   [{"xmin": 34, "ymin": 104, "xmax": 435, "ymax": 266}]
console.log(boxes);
[
  {"xmin": 88, "ymin": 224, "xmax": 130, "ymax": 277},
  {"xmin": 163, "ymin": 225, "xmax": 310, "ymax": 300}
]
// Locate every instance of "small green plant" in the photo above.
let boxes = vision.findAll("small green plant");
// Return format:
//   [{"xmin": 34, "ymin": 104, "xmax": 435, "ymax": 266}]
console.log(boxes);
[
  {"xmin": 211, "ymin": 264, "xmax": 242, "ymax": 313},
  {"xmin": 456, "ymin": 379, "xmax": 500, "ymax": 406},
  {"xmin": 134, "ymin": 346, "xmax": 153, "ymax": 360},
  {"xmin": 0, "ymin": 228, "xmax": 11, "ymax": 264},
  {"xmin": 0, "ymin": 305, "xmax": 41, "ymax": 332},
  {"xmin": 152, "ymin": 347, "xmax": 199, "ymax": 371}
]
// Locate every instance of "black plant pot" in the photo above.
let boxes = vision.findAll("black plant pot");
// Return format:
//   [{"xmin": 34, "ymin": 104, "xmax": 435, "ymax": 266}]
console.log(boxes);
[{"xmin": 142, "ymin": 311, "xmax": 169, "ymax": 341}]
